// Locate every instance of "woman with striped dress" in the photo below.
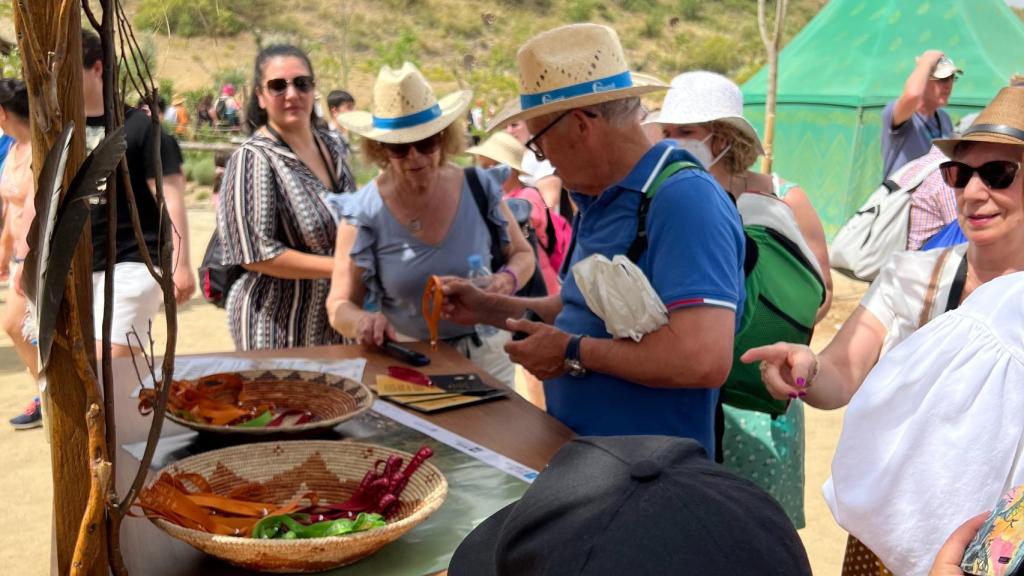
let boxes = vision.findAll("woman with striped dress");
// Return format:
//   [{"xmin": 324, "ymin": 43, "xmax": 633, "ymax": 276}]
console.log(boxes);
[{"xmin": 218, "ymin": 45, "xmax": 355, "ymax": 350}]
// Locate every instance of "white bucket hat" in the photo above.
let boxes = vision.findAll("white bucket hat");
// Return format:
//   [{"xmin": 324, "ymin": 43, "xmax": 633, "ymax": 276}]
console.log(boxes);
[
  {"xmin": 652, "ymin": 70, "xmax": 765, "ymax": 155},
  {"xmin": 466, "ymin": 132, "xmax": 526, "ymax": 173},
  {"xmin": 337, "ymin": 62, "xmax": 472, "ymax": 144},
  {"xmin": 488, "ymin": 24, "xmax": 667, "ymax": 131}
]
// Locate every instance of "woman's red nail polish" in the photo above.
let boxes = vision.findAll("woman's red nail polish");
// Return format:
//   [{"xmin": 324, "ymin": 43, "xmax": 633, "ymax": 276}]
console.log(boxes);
[
  {"xmin": 798, "ymin": 391, "xmax": 807, "ymax": 397},
  {"xmin": 796, "ymin": 377, "xmax": 806, "ymax": 387},
  {"xmin": 789, "ymin": 393, "xmax": 798, "ymax": 399}
]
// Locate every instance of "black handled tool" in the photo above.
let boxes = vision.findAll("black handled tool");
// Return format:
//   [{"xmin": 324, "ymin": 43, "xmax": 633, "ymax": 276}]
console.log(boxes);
[{"xmin": 383, "ymin": 341, "xmax": 431, "ymax": 366}]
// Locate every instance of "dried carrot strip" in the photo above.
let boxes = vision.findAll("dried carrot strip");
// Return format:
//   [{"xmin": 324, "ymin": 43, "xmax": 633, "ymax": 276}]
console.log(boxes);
[{"xmin": 422, "ymin": 275, "xmax": 444, "ymax": 350}]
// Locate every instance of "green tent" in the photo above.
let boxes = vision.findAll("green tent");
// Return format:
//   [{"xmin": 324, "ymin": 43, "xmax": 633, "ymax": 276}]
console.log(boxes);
[{"xmin": 742, "ymin": 0, "xmax": 1024, "ymax": 237}]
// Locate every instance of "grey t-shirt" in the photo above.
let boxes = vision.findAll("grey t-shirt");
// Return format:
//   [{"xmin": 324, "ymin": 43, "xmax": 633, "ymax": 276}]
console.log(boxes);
[
  {"xmin": 343, "ymin": 167, "xmax": 510, "ymax": 341},
  {"xmin": 881, "ymin": 100, "xmax": 953, "ymax": 179}
]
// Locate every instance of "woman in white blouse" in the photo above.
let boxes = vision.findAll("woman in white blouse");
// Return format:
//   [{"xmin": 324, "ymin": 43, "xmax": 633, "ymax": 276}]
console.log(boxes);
[{"xmin": 743, "ymin": 85, "xmax": 1024, "ymax": 576}]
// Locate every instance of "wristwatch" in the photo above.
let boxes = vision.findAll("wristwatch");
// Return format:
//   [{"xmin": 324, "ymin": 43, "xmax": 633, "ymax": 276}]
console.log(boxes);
[{"xmin": 564, "ymin": 334, "xmax": 587, "ymax": 378}]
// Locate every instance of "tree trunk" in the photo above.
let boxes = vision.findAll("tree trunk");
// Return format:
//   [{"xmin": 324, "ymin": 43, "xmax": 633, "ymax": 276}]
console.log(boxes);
[{"xmin": 12, "ymin": 5, "xmax": 106, "ymax": 575}]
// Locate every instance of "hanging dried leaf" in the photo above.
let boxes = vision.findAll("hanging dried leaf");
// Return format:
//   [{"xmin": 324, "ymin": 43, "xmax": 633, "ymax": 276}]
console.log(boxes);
[
  {"xmin": 21, "ymin": 123, "xmax": 74, "ymax": 309},
  {"xmin": 25, "ymin": 123, "xmax": 127, "ymax": 370}
]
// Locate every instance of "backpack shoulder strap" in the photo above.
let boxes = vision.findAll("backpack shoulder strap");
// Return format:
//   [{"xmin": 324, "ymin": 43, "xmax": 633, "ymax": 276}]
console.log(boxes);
[
  {"xmin": 626, "ymin": 160, "xmax": 700, "ymax": 262},
  {"xmin": 464, "ymin": 167, "xmax": 504, "ymax": 269}
]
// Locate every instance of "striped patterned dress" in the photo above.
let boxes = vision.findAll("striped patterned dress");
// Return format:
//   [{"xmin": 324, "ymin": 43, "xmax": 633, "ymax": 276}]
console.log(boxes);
[{"xmin": 217, "ymin": 128, "xmax": 354, "ymax": 350}]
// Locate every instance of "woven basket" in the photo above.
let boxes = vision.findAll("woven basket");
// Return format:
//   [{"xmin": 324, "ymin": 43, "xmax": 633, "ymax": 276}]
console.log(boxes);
[
  {"xmin": 165, "ymin": 370, "xmax": 373, "ymax": 436},
  {"xmin": 146, "ymin": 440, "xmax": 448, "ymax": 573}
]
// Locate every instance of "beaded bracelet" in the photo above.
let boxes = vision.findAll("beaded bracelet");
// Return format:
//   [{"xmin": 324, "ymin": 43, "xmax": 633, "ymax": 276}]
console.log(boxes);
[{"xmin": 497, "ymin": 267, "xmax": 519, "ymax": 294}]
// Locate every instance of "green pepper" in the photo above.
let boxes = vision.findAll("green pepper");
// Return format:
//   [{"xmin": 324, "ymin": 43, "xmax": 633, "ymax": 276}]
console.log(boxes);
[
  {"xmin": 235, "ymin": 410, "xmax": 274, "ymax": 428},
  {"xmin": 252, "ymin": 513, "xmax": 386, "ymax": 539}
]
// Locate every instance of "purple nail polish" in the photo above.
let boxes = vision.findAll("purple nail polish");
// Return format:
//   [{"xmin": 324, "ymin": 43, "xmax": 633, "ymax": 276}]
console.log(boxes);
[
  {"xmin": 798, "ymin": 391, "xmax": 807, "ymax": 398},
  {"xmin": 788, "ymin": 393, "xmax": 798, "ymax": 399},
  {"xmin": 796, "ymin": 377, "xmax": 806, "ymax": 388}
]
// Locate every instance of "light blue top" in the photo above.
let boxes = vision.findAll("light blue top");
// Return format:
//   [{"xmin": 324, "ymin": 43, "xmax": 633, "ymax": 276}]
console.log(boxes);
[
  {"xmin": 881, "ymin": 101, "xmax": 953, "ymax": 179},
  {"xmin": 343, "ymin": 167, "xmax": 509, "ymax": 341}
]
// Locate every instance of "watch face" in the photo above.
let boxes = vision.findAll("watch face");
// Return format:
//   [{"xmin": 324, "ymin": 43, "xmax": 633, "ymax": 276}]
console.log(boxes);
[{"xmin": 565, "ymin": 359, "xmax": 586, "ymax": 377}]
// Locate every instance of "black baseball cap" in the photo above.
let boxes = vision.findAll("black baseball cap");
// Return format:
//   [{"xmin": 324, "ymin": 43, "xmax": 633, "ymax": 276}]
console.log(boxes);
[{"xmin": 449, "ymin": 435, "xmax": 811, "ymax": 576}]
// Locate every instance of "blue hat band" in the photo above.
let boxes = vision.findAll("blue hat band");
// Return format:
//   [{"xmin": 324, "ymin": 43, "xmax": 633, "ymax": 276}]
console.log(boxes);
[
  {"xmin": 519, "ymin": 71, "xmax": 633, "ymax": 111},
  {"xmin": 372, "ymin": 104, "xmax": 442, "ymax": 130}
]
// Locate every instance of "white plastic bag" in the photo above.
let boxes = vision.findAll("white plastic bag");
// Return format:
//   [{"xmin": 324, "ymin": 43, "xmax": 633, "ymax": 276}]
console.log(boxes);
[{"xmin": 572, "ymin": 254, "xmax": 668, "ymax": 342}]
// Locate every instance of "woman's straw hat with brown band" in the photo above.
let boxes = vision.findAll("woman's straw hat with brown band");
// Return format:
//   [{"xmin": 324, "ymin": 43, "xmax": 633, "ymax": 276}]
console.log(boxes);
[
  {"xmin": 337, "ymin": 61, "xmax": 472, "ymax": 144},
  {"xmin": 487, "ymin": 23, "xmax": 667, "ymax": 131},
  {"xmin": 466, "ymin": 132, "xmax": 527, "ymax": 173},
  {"xmin": 935, "ymin": 87, "xmax": 1024, "ymax": 156}
]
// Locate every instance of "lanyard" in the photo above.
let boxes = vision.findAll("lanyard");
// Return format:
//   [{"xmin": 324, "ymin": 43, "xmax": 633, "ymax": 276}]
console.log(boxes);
[{"xmin": 264, "ymin": 124, "xmax": 342, "ymax": 193}]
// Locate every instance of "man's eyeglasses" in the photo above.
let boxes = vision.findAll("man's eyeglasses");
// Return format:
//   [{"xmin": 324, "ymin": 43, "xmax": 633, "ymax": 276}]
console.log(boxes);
[
  {"xmin": 524, "ymin": 109, "xmax": 597, "ymax": 161},
  {"xmin": 264, "ymin": 76, "xmax": 316, "ymax": 97},
  {"xmin": 383, "ymin": 134, "xmax": 441, "ymax": 159},
  {"xmin": 939, "ymin": 160, "xmax": 1021, "ymax": 189}
]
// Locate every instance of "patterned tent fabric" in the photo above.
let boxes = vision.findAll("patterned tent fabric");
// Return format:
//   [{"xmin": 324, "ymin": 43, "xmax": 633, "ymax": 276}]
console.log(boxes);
[{"xmin": 741, "ymin": 0, "xmax": 1024, "ymax": 237}]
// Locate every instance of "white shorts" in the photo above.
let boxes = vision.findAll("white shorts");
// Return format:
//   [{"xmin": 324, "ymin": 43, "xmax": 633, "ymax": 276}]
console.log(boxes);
[{"xmin": 92, "ymin": 263, "xmax": 163, "ymax": 346}]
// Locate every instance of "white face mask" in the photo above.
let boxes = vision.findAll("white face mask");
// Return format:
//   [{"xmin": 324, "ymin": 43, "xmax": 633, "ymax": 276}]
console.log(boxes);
[{"xmin": 675, "ymin": 134, "xmax": 731, "ymax": 169}]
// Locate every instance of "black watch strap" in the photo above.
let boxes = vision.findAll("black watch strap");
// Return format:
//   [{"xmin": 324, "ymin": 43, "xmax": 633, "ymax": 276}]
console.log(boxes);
[{"xmin": 566, "ymin": 334, "xmax": 584, "ymax": 363}]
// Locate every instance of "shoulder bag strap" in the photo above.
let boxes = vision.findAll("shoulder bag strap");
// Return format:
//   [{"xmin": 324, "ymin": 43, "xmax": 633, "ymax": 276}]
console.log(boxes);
[
  {"xmin": 464, "ymin": 167, "xmax": 505, "ymax": 269},
  {"xmin": 626, "ymin": 160, "xmax": 699, "ymax": 262},
  {"xmin": 918, "ymin": 247, "xmax": 954, "ymax": 328},
  {"xmin": 943, "ymin": 252, "xmax": 969, "ymax": 312}
]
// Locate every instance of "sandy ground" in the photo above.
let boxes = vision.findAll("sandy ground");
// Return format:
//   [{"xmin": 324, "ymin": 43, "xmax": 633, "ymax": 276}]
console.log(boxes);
[{"xmin": 0, "ymin": 207, "xmax": 864, "ymax": 575}]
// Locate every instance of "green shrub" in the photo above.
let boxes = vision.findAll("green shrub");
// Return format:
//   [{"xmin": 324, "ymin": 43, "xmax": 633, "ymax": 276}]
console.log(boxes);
[
  {"xmin": 565, "ymin": 0, "xmax": 598, "ymax": 22},
  {"xmin": 185, "ymin": 155, "xmax": 216, "ymax": 186},
  {"xmin": 375, "ymin": 29, "xmax": 420, "ymax": 68},
  {"xmin": 677, "ymin": 0, "xmax": 702, "ymax": 20},
  {"xmin": 642, "ymin": 12, "xmax": 664, "ymax": 38},
  {"xmin": 688, "ymin": 34, "xmax": 742, "ymax": 74},
  {"xmin": 135, "ymin": 0, "xmax": 282, "ymax": 37},
  {"xmin": 615, "ymin": 0, "xmax": 654, "ymax": 11}
]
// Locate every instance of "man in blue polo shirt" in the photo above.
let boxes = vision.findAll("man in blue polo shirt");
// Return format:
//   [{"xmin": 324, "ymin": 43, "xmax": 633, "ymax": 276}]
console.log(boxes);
[{"xmin": 442, "ymin": 24, "xmax": 745, "ymax": 459}]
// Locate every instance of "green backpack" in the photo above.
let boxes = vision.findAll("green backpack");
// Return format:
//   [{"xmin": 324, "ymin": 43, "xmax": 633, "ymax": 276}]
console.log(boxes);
[{"xmin": 631, "ymin": 162, "xmax": 825, "ymax": 416}]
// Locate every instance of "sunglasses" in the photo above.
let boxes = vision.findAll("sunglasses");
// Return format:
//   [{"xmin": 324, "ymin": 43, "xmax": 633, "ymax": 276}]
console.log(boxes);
[
  {"xmin": 383, "ymin": 134, "xmax": 441, "ymax": 159},
  {"xmin": 939, "ymin": 160, "xmax": 1021, "ymax": 189},
  {"xmin": 264, "ymin": 75, "xmax": 315, "ymax": 97}
]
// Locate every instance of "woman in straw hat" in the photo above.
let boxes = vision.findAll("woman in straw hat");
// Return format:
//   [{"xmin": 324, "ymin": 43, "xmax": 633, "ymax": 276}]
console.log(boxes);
[
  {"xmin": 217, "ymin": 44, "xmax": 356, "ymax": 351},
  {"xmin": 743, "ymin": 85, "xmax": 1024, "ymax": 575},
  {"xmin": 327, "ymin": 62, "xmax": 535, "ymax": 386},
  {"xmin": 650, "ymin": 70, "xmax": 831, "ymax": 528}
]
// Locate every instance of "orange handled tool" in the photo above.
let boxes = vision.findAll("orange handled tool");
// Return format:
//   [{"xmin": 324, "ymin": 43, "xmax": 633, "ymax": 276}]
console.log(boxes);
[{"xmin": 422, "ymin": 275, "xmax": 443, "ymax": 349}]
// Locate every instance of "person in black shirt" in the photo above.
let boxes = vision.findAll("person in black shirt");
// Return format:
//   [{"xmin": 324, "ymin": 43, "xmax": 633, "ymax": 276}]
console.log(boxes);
[{"xmin": 81, "ymin": 30, "xmax": 194, "ymax": 358}]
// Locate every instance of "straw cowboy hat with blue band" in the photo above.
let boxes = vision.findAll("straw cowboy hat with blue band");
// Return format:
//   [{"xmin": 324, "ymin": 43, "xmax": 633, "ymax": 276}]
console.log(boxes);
[
  {"xmin": 337, "ymin": 61, "xmax": 472, "ymax": 144},
  {"xmin": 487, "ymin": 23, "xmax": 668, "ymax": 131}
]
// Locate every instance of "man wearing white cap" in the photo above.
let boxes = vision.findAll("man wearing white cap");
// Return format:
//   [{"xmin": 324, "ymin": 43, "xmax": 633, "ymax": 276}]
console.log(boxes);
[
  {"xmin": 881, "ymin": 50, "xmax": 962, "ymax": 178},
  {"xmin": 443, "ymin": 24, "xmax": 746, "ymax": 458}
]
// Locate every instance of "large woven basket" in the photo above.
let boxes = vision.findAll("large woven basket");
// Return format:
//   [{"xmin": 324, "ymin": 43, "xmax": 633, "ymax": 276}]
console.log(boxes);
[
  {"xmin": 146, "ymin": 440, "xmax": 448, "ymax": 573},
  {"xmin": 165, "ymin": 370, "xmax": 373, "ymax": 436}
]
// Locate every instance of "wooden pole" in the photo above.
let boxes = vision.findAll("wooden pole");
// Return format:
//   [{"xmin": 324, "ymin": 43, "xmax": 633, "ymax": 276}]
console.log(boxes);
[
  {"xmin": 758, "ymin": 0, "xmax": 788, "ymax": 174},
  {"xmin": 12, "ymin": 4, "xmax": 106, "ymax": 575}
]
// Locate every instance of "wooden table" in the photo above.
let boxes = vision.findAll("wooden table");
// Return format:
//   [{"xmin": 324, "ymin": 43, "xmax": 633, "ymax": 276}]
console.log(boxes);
[{"xmin": 113, "ymin": 342, "xmax": 574, "ymax": 575}]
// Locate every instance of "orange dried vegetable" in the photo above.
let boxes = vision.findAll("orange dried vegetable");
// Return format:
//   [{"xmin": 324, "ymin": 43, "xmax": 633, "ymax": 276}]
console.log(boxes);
[
  {"xmin": 422, "ymin": 275, "xmax": 444, "ymax": 349},
  {"xmin": 138, "ymin": 373, "xmax": 276, "ymax": 426},
  {"xmin": 137, "ymin": 472, "xmax": 301, "ymax": 537}
]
